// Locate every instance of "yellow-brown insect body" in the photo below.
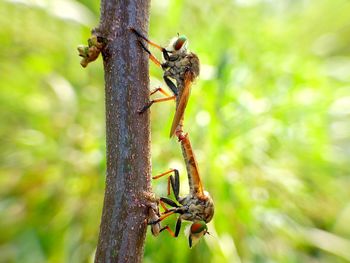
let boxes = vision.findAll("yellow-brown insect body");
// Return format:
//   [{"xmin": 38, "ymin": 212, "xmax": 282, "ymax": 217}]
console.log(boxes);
[
  {"xmin": 129, "ymin": 28, "xmax": 200, "ymax": 136},
  {"xmin": 162, "ymin": 36, "xmax": 200, "ymax": 137},
  {"xmin": 178, "ymin": 134, "xmax": 214, "ymax": 224},
  {"xmin": 163, "ymin": 51, "xmax": 200, "ymax": 137},
  {"xmin": 163, "ymin": 52, "xmax": 200, "ymax": 90},
  {"xmin": 146, "ymin": 133, "xmax": 214, "ymax": 246},
  {"xmin": 130, "ymin": 29, "xmax": 213, "ymax": 246},
  {"xmin": 178, "ymin": 193, "xmax": 214, "ymax": 224}
]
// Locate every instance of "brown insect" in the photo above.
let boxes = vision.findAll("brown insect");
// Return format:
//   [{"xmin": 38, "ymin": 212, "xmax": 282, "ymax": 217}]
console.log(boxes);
[
  {"xmin": 130, "ymin": 28, "xmax": 200, "ymax": 137},
  {"xmin": 149, "ymin": 131, "xmax": 214, "ymax": 247}
]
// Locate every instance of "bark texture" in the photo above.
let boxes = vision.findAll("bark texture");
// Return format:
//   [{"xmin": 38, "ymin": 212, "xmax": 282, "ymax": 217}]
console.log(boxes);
[{"xmin": 94, "ymin": 1, "xmax": 151, "ymax": 262}]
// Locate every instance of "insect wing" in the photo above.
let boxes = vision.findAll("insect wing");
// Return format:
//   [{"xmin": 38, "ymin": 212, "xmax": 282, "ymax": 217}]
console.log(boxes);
[{"xmin": 169, "ymin": 72, "xmax": 193, "ymax": 137}]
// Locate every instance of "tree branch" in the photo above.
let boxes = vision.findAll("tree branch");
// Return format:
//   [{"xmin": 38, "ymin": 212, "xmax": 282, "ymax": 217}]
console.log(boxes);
[{"xmin": 94, "ymin": 1, "xmax": 151, "ymax": 262}]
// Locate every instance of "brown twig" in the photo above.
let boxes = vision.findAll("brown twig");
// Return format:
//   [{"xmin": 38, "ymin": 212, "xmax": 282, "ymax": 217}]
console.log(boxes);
[{"xmin": 94, "ymin": 1, "xmax": 152, "ymax": 262}]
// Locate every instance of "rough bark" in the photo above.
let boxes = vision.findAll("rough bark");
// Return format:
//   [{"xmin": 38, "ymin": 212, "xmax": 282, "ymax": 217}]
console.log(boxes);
[{"xmin": 94, "ymin": 1, "xmax": 151, "ymax": 262}]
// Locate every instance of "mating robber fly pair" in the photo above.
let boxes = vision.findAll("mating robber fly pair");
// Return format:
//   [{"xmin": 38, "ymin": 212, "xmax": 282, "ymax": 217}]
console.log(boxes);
[{"xmin": 130, "ymin": 28, "xmax": 214, "ymax": 248}]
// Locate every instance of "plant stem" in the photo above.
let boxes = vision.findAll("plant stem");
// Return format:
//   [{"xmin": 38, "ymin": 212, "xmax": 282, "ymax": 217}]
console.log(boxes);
[{"xmin": 94, "ymin": 1, "xmax": 151, "ymax": 262}]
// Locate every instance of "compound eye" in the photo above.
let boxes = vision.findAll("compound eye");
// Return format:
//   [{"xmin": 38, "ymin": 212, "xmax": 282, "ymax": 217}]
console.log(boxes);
[
  {"xmin": 174, "ymin": 35, "xmax": 187, "ymax": 50},
  {"xmin": 190, "ymin": 221, "xmax": 207, "ymax": 234}
]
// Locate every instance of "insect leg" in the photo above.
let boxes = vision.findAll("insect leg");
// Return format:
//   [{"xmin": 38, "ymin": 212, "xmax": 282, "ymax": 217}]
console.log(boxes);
[
  {"xmin": 160, "ymin": 197, "xmax": 179, "ymax": 208},
  {"xmin": 169, "ymin": 169, "xmax": 180, "ymax": 202},
  {"xmin": 130, "ymin": 28, "xmax": 166, "ymax": 52},
  {"xmin": 159, "ymin": 217, "xmax": 181, "ymax": 237},
  {"xmin": 159, "ymin": 225, "xmax": 177, "ymax": 237},
  {"xmin": 158, "ymin": 217, "xmax": 182, "ymax": 238},
  {"xmin": 159, "ymin": 199, "xmax": 170, "ymax": 212},
  {"xmin": 137, "ymin": 40, "xmax": 162, "ymax": 67},
  {"xmin": 150, "ymin": 87, "xmax": 172, "ymax": 97},
  {"xmin": 155, "ymin": 210, "xmax": 175, "ymax": 223},
  {"xmin": 151, "ymin": 201, "xmax": 183, "ymax": 238},
  {"xmin": 153, "ymin": 169, "xmax": 180, "ymax": 197},
  {"xmin": 138, "ymin": 95, "xmax": 175, "ymax": 114},
  {"xmin": 174, "ymin": 217, "xmax": 182, "ymax": 237},
  {"xmin": 163, "ymin": 76, "xmax": 178, "ymax": 96},
  {"xmin": 162, "ymin": 49, "xmax": 170, "ymax": 61}
]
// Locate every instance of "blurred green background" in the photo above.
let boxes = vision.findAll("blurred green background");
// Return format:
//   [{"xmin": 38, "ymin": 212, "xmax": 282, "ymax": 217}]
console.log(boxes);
[{"xmin": 1, "ymin": 0, "xmax": 350, "ymax": 262}]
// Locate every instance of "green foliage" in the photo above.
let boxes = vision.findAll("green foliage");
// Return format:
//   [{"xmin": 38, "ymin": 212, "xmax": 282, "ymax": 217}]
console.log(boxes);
[{"xmin": 1, "ymin": 0, "xmax": 350, "ymax": 262}]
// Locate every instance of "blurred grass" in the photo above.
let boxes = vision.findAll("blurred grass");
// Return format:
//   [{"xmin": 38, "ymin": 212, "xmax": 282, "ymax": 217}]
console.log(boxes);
[{"xmin": 1, "ymin": 0, "xmax": 350, "ymax": 262}]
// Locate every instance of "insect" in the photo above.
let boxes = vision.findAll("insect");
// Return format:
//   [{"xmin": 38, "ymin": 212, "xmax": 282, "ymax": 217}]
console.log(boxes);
[
  {"xmin": 150, "ymin": 131, "xmax": 214, "ymax": 247},
  {"xmin": 130, "ymin": 28, "xmax": 200, "ymax": 137}
]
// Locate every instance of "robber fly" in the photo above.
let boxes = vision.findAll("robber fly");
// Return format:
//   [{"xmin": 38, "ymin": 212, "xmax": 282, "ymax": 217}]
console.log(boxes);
[
  {"xmin": 150, "ymin": 131, "xmax": 214, "ymax": 247},
  {"xmin": 130, "ymin": 28, "xmax": 200, "ymax": 137}
]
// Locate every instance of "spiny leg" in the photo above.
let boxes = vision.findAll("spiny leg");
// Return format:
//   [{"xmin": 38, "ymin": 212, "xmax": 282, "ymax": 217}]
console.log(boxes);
[
  {"xmin": 149, "ymin": 210, "xmax": 175, "ymax": 224},
  {"xmin": 152, "ymin": 169, "xmax": 174, "ymax": 196},
  {"xmin": 159, "ymin": 217, "xmax": 182, "ymax": 238},
  {"xmin": 138, "ymin": 87, "xmax": 176, "ymax": 114},
  {"xmin": 150, "ymin": 87, "xmax": 172, "ymax": 97},
  {"xmin": 130, "ymin": 28, "xmax": 178, "ymax": 97},
  {"xmin": 170, "ymin": 170, "xmax": 180, "ymax": 201},
  {"xmin": 159, "ymin": 225, "xmax": 176, "ymax": 237},
  {"xmin": 147, "ymin": 195, "xmax": 182, "ymax": 238},
  {"xmin": 160, "ymin": 197, "xmax": 179, "ymax": 208},
  {"xmin": 137, "ymin": 40, "xmax": 162, "ymax": 67},
  {"xmin": 159, "ymin": 199, "xmax": 171, "ymax": 212},
  {"xmin": 130, "ymin": 28, "xmax": 165, "ymax": 52},
  {"xmin": 130, "ymin": 28, "xmax": 171, "ymax": 61},
  {"xmin": 138, "ymin": 95, "xmax": 175, "ymax": 114},
  {"xmin": 131, "ymin": 29, "xmax": 179, "ymax": 108},
  {"xmin": 131, "ymin": 28, "xmax": 173, "ymax": 66},
  {"xmin": 147, "ymin": 209, "xmax": 176, "ymax": 237},
  {"xmin": 153, "ymin": 169, "xmax": 180, "ymax": 201}
]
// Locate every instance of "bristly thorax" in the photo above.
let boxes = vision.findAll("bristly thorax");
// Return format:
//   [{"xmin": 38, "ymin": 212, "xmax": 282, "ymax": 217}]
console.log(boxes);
[{"xmin": 163, "ymin": 52, "xmax": 200, "ymax": 101}]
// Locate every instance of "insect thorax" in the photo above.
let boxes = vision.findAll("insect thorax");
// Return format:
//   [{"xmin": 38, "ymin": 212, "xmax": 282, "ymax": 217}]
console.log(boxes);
[
  {"xmin": 179, "ymin": 193, "xmax": 214, "ymax": 223},
  {"xmin": 163, "ymin": 52, "xmax": 200, "ymax": 88}
]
